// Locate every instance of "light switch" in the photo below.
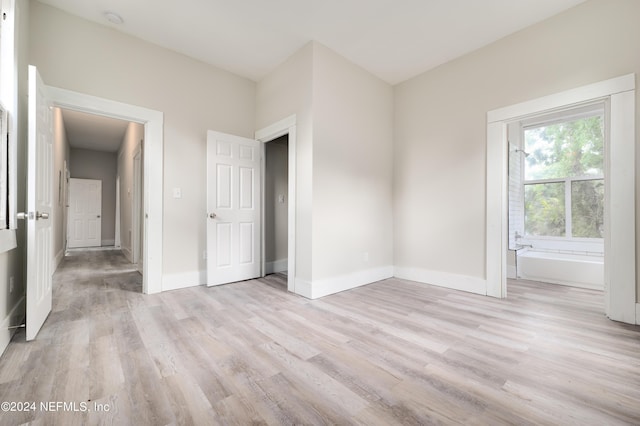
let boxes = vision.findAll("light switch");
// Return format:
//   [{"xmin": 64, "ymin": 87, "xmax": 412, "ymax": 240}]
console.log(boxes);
[
  {"xmin": 173, "ymin": 188, "xmax": 182, "ymax": 199},
  {"xmin": 278, "ymin": 194, "xmax": 285, "ymax": 203}
]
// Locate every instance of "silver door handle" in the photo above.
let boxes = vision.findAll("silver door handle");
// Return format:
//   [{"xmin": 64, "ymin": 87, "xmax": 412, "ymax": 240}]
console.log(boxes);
[
  {"xmin": 36, "ymin": 211, "xmax": 49, "ymax": 220},
  {"xmin": 209, "ymin": 213, "xmax": 217, "ymax": 219},
  {"xmin": 17, "ymin": 212, "xmax": 30, "ymax": 220}
]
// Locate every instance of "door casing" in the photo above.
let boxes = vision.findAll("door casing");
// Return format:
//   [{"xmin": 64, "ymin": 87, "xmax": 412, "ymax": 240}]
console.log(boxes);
[
  {"xmin": 256, "ymin": 115, "xmax": 297, "ymax": 293},
  {"xmin": 47, "ymin": 86, "xmax": 164, "ymax": 294}
]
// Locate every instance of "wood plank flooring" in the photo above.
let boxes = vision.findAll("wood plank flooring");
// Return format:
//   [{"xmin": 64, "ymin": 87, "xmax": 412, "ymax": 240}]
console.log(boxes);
[{"xmin": 0, "ymin": 250, "xmax": 638, "ymax": 425}]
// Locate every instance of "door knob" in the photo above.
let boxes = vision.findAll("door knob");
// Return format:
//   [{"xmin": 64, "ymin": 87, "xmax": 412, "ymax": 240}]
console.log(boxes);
[
  {"xmin": 17, "ymin": 212, "xmax": 31, "ymax": 220},
  {"xmin": 209, "ymin": 213, "xmax": 217, "ymax": 219},
  {"xmin": 36, "ymin": 211, "xmax": 49, "ymax": 220}
]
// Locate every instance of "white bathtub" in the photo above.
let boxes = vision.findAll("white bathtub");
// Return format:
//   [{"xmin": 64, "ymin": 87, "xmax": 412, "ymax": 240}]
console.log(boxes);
[{"xmin": 516, "ymin": 249, "xmax": 604, "ymax": 290}]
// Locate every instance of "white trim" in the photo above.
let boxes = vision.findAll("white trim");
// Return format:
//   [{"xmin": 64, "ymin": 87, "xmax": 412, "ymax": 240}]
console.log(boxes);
[
  {"xmin": 295, "ymin": 278, "xmax": 312, "ymax": 299},
  {"xmin": 0, "ymin": 295, "xmax": 24, "ymax": 357},
  {"xmin": 46, "ymin": 86, "xmax": 164, "ymax": 295},
  {"xmin": 162, "ymin": 270, "xmax": 206, "ymax": 292},
  {"xmin": 301, "ymin": 266, "xmax": 394, "ymax": 299},
  {"xmin": 635, "ymin": 303, "xmax": 640, "ymax": 325},
  {"xmin": 488, "ymin": 74, "xmax": 635, "ymax": 123},
  {"xmin": 507, "ymin": 264, "xmax": 517, "ymax": 279},
  {"xmin": 606, "ymin": 90, "xmax": 636, "ymax": 323},
  {"xmin": 132, "ymin": 146, "xmax": 142, "ymax": 265},
  {"xmin": 265, "ymin": 259, "xmax": 288, "ymax": 275},
  {"xmin": 255, "ymin": 115, "xmax": 296, "ymax": 141},
  {"xmin": 395, "ymin": 267, "xmax": 487, "ymax": 296},
  {"xmin": 121, "ymin": 247, "xmax": 131, "ymax": 261},
  {"xmin": 114, "ymin": 176, "xmax": 121, "ymax": 248},
  {"xmin": 256, "ymin": 115, "xmax": 297, "ymax": 294},
  {"xmin": 54, "ymin": 248, "xmax": 64, "ymax": 270},
  {"xmin": 487, "ymin": 74, "xmax": 636, "ymax": 323},
  {"xmin": 101, "ymin": 239, "xmax": 115, "ymax": 246},
  {"xmin": 0, "ymin": 230, "xmax": 16, "ymax": 253}
]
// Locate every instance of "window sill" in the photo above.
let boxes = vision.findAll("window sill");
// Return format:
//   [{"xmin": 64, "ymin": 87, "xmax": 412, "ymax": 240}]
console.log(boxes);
[{"xmin": 0, "ymin": 229, "xmax": 17, "ymax": 254}]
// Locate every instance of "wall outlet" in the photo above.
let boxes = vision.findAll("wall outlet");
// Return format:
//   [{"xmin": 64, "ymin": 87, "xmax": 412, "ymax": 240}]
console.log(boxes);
[
  {"xmin": 9, "ymin": 276, "xmax": 14, "ymax": 293},
  {"xmin": 173, "ymin": 188, "xmax": 182, "ymax": 199},
  {"xmin": 278, "ymin": 194, "xmax": 285, "ymax": 203}
]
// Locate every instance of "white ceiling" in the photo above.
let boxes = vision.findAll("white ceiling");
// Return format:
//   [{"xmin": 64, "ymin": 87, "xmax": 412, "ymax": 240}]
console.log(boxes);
[
  {"xmin": 61, "ymin": 108, "xmax": 129, "ymax": 152},
  {"xmin": 38, "ymin": 0, "xmax": 586, "ymax": 85}
]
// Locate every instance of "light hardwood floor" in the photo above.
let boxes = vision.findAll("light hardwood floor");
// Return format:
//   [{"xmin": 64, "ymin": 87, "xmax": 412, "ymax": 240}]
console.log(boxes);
[{"xmin": 0, "ymin": 250, "xmax": 638, "ymax": 425}]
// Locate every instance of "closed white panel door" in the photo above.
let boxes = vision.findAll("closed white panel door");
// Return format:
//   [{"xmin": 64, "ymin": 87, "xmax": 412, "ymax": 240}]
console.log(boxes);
[
  {"xmin": 207, "ymin": 131, "xmax": 261, "ymax": 286},
  {"xmin": 25, "ymin": 66, "xmax": 53, "ymax": 341},
  {"xmin": 67, "ymin": 178, "xmax": 102, "ymax": 248}
]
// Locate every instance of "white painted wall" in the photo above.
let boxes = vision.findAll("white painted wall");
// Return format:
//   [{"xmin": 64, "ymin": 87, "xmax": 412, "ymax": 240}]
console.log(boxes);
[
  {"xmin": 69, "ymin": 148, "xmax": 116, "ymax": 245},
  {"xmin": 394, "ymin": 0, "xmax": 640, "ymax": 300},
  {"xmin": 117, "ymin": 122, "xmax": 143, "ymax": 262},
  {"xmin": 52, "ymin": 107, "xmax": 69, "ymax": 267},
  {"xmin": 29, "ymin": 1, "xmax": 256, "ymax": 287},
  {"xmin": 256, "ymin": 42, "xmax": 314, "ymax": 284},
  {"xmin": 311, "ymin": 43, "xmax": 394, "ymax": 295},
  {"xmin": 265, "ymin": 136, "xmax": 288, "ymax": 267},
  {"xmin": 257, "ymin": 42, "xmax": 394, "ymax": 297}
]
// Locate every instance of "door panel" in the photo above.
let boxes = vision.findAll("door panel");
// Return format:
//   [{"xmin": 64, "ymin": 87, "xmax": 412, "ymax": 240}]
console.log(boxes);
[
  {"xmin": 207, "ymin": 131, "xmax": 261, "ymax": 286},
  {"xmin": 26, "ymin": 66, "xmax": 53, "ymax": 341},
  {"xmin": 67, "ymin": 178, "xmax": 102, "ymax": 248}
]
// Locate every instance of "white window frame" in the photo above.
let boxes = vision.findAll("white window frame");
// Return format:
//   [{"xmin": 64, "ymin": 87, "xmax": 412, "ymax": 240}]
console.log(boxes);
[
  {"xmin": 519, "ymin": 108, "xmax": 605, "ymax": 250},
  {"xmin": 0, "ymin": 0, "xmax": 17, "ymax": 253}
]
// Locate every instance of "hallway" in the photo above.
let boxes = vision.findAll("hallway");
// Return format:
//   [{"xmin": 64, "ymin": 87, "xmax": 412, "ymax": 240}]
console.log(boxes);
[{"xmin": 0, "ymin": 251, "xmax": 638, "ymax": 424}]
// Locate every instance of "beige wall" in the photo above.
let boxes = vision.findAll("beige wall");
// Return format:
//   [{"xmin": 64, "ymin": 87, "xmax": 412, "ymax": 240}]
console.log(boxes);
[
  {"xmin": 311, "ymin": 43, "xmax": 394, "ymax": 284},
  {"xmin": 30, "ymin": 1, "xmax": 256, "ymax": 283},
  {"xmin": 69, "ymin": 148, "xmax": 117, "ymax": 245},
  {"xmin": 52, "ymin": 107, "xmax": 69, "ymax": 265},
  {"xmin": 117, "ymin": 122, "xmax": 144, "ymax": 261},
  {"xmin": 394, "ymin": 0, "xmax": 640, "ymax": 301},
  {"xmin": 265, "ymin": 136, "xmax": 288, "ymax": 264},
  {"xmin": 257, "ymin": 42, "xmax": 394, "ymax": 295},
  {"xmin": 256, "ymin": 42, "xmax": 314, "ymax": 282}
]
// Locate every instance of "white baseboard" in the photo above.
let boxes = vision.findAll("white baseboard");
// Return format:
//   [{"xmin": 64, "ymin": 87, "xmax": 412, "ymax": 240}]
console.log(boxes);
[
  {"xmin": 101, "ymin": 239, "xmax": 115, "ymax": 246},
  {"xmin": 121, "ymin": 247, "xmax": 132, "ymax": 262},
  {"xmin": 265, "ymin": 259, "xmax": 288, "ymax": 274},
  {"xmin": 296, "ymin": 266, "xmax": 394, "ymax": 299},
  {"xmin": 394, "ymin": 266, "xmax": 487, "ymax": 295},
  {"xmin": 54, "ymin": 249, "xmax": 65, "ymax": 271},
  {"xmin": 0, "ymin": 295, "xmax": 25, "ymax": 357},
  {"xmin": 507, "ymin": 265, "xmax": 517, "ymax": 279},
  {"xmin": 636, "ymin": 303, "xmax": 640, "ymax": 325},
  {"xmin": 162, "ymin": 270, "xmax": 206, "ymax": 292}
]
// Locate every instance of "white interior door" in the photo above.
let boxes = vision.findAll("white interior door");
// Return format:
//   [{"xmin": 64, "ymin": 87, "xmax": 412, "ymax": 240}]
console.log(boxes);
[
  {"xmin": 67, "ymin": 178, "xmax": 102, "ymax": 248},
  {"xmin": 25, "ymin": 66, "xmax": 53, "ymax": 341},
  {"xmin": 207, "ymin": 131, "xmax": 261, "ymax": 286}
]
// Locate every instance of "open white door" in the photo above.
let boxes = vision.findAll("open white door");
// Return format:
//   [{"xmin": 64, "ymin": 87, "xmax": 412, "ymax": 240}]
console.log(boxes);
[
  {"xmin": 207, "ymin": 131, "xmax": 261, "ymax": 286},
  {"xmin": 67, "ymin": 178, "xmax": 102, "ymax": 248},
  {"xmin": 24, "ymin": 66, "xmax": 53, "ymax": 341}
]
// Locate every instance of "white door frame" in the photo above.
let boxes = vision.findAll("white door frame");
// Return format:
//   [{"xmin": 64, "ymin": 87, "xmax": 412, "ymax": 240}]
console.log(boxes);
[
  {"xmin": 256, "ymin": 115, "xmax": 297, "ymax": 293},
  {"xmin": 132, "ymin": 146, "xmax": 142, "ymax": 265},
  {"xmin": 47, "ymin": 86, "xmax": 164, "ymax": 295},
  {"xmin": 486, "ymin": 74, "xmax": 636, "ymax": 324},
  {"xmin": 114, "ymin": 175, "xmax": 121, "ymax": 248}
]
